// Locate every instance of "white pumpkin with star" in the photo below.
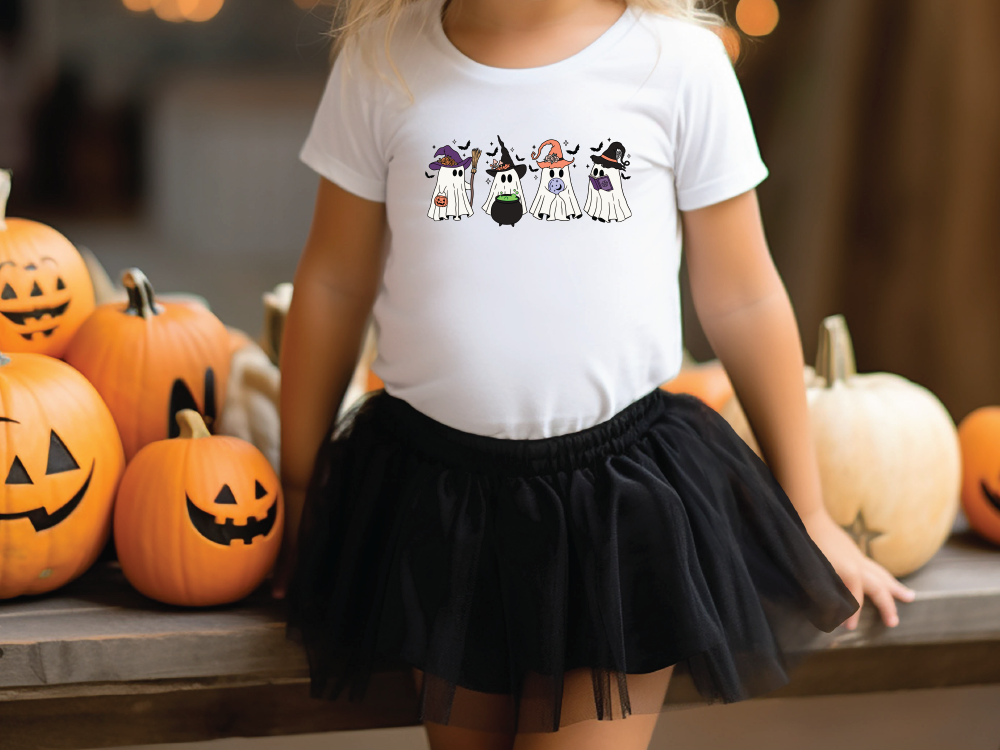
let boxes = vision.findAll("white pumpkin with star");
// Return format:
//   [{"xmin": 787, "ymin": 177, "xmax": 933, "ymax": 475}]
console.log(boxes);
[{"xmin": 719, "ymin": 314, "xmax": 961, "ymax": 577}]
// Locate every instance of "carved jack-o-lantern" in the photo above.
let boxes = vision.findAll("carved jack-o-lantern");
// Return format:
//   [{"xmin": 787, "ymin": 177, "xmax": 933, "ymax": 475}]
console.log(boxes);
[
  {"xmin": 0, "ymin": 170, "xmax": 95, "ymax": 357},
  {"xmin": 0, "ymin": 350, "xmax": 125, "ymax": 599},
  {"xmin": 64, "ymin": 268, "xmax": 231, "ymax": 461},
  {"xmin": 115, "ymin": 410, "xmax": 284, "ymax": 606},
  {"xmin": 434, "ymin": 194, "xmax": 449, "ymax": 207},
  {"xmin": 957, "ymin": 407, "xmax": 1000, "ymax": 546}
]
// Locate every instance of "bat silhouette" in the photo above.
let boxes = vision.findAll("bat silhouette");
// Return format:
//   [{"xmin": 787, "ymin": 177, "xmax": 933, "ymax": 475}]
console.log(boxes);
[
  {"xmin": 458, "ymin": 140, "xmax": 471, "ymax": 150},
  {"xmin": 528, "ymin": 166, "xmax": 538, "ymax": 172},
  {"xmin": 567, "ymin": 144, "xmax": 580, "ymax": 155},
  {"xmin": 590, "ymin": 141, "xmax": 604, "ymax": 152},
  {"xmin": 487, "ymin": 148, "xmax": 498, "ymax": 156},
  {"xmin": 515, "ymin": 154, "xmax": 525, "ymax": 161},
  {"xmin": 425, "ymin": 172, "xmax": 435, "ymax": 178},
  {"xmin": 621, "ymin": 174, "xmax": 631, "ymax": 180}
]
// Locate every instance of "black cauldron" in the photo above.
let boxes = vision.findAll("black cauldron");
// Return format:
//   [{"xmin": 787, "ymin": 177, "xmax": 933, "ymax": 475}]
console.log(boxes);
[{"xmin": 491, "ymin": 193, "xmax": 523, "ymax": 227}]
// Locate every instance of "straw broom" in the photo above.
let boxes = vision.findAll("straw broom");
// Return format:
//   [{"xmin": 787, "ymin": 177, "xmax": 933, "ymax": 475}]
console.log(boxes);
[{"xmin": 469, "ymin": 148, "xmax": 482, "ymax": 212}]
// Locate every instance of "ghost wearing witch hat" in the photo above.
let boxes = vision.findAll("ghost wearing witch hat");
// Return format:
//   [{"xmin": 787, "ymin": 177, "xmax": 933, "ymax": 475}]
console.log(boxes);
[
  {"xmin": 528, "ymin": 139, "xmax": 582, "ymax": 222},
  {"xmin": 482, "ymin": 135, "xmax": 528, "ymax": 227},
  {"xmin": 584, "ymin": 141, "xmax": 632, "ymax": 223},
  {"xmin": 427, "ymin": 145, "xmax": 474, "ymax": 221}
]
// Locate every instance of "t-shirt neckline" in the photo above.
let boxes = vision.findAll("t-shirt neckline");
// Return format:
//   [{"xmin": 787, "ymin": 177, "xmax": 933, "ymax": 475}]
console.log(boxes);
[{"xmin": 427, "ymin": 0, "xmax": 639, "ymax": 81}]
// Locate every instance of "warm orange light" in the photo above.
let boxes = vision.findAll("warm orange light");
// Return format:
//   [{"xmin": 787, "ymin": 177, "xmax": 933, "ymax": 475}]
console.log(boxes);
[
  {"xmin": 124, "ymin": 0, "xmax": 224, "ymax": 22},
  {"xmin": 735, "ymin": 0, "xmax": 779, "ymax": 37},
  {"xmin": 152, "ymin": 0, "xmax": 185, "ymax": 22},
  {"xmin": 182, "ymin": 0, "xmax": 225, "ymax": 22}
]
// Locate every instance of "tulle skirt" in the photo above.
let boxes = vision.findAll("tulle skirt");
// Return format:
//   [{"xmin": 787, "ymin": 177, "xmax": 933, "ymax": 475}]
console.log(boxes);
[{"xmin": 285, "ymin": 386, "xmax": 859, "ymax": 734}]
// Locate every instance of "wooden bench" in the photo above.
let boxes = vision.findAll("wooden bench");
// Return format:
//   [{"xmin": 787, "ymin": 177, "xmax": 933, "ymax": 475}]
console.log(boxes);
[{"xmin": 2, "ymin": 517, "xmax": 999, "ymax": 749}]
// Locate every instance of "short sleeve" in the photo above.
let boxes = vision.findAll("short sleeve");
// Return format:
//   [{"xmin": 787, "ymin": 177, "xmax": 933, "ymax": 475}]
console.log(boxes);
[
  {"xmin": 673, "ymin": 31, "xmax": 768, "ymax": 212},
  {"xmin": 300, "ymin": 52, "xmax": 387, "ymax": 203}
]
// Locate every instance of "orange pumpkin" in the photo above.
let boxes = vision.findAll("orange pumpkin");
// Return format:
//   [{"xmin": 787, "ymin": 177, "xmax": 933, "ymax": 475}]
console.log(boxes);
[
  {"xmin": 64, "ymin": 268, "xmax": 230, "ymax": 461},
  {"xmin": 661, "ymin": 352, "xmax": 734, "ymax": 412},
  {"xmin": 957, "ymin": 407, "xmax": 1000, "ymax": 546},
  {"xmin": 434, "ymin": 194, "xmax": 449, "ymax": 207},
  {"xmin": 0, "ymin": 350, "xmax": 125, "ymax": 598},
  {"xmin": 0, "ymin": 170, "xmax": 95, "ymax": 357},
  {"xmin": 115, "ymin": 410, "xmax": 284, "ymax": 606}
]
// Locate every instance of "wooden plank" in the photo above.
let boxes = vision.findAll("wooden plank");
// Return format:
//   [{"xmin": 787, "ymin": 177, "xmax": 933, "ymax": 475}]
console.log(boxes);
[
  {"xmin": 0, "ymin": 675, "xmax": 420, "ymax": 750},
  {"xmin": 1, "ymin": 529, "xmax": 999, "ymax": 693},
  {"xmin": 4, "ymin": 639, "xmax": 1000, "ymax": 750}
]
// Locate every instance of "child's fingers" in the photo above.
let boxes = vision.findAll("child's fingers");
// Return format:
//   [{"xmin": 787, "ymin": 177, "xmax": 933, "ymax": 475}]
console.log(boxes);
[
  {"xmin": 844, "ymin": 570, "xmax": 865, "ymax": 630},
  {"xmin": 862, "ymin": 560, "xmax": 916, "ymax": 628}
]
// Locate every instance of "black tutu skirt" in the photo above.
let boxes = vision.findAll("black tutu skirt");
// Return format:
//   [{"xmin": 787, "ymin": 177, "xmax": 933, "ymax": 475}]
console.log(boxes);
[{"xmin": 285, "ymin": 386, "xmax": 859, "ymax": 734}]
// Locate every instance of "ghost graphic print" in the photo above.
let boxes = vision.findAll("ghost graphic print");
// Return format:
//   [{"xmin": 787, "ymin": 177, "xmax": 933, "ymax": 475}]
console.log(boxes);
[
  {"xmin": 528, "ymin": 139, "xmax": 582, "ymax": 221},
  {"xmin": 584, "ymin": 141, "xmax": 632, "ymax": 223},
  {"xmin": 482, "ymin": 135, "xmax": 527, "ymax": 227},
  {"xmin": 427, "ymin": 145, "xmax": 473, "ymax": 221}
]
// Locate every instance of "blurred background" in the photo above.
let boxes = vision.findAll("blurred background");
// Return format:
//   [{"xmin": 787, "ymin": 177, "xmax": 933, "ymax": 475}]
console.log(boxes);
[
  {"xmin": 4, "ymin": 2, "xmax": 1000, "ymax": 749},
  {"xmin": 4, "ymin": 0, "xmax": 999, "ymax": 426},
  {"xmin": 1, "ymin": 0, "xmax": 336, "ymax": 336}
]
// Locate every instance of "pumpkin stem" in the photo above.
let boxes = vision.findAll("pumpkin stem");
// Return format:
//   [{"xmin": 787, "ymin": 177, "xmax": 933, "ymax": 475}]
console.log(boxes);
[
  {"xmin": 122, "ymin": 268, "xmax": 162, "ymax": 318},
  {"xmin": 815, "ymin": 314, "xmax": 857, "ymax": 387},
  {"xmin": 0, "ymin": 169, "xmax": 10, "ymax": 231},
  {"xmin": 176, "ymin": 409, "xmax": 211, "ymax": 439}
]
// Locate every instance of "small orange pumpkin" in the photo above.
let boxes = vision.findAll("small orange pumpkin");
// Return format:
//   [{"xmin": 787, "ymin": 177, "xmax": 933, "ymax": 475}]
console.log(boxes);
[
  {"xmin": 434, "ymin": 194, "xmax": 449, "ymax": 207},
  {"xmin": 661, "ymin": 351, "xmax": 734, "ymax": 412},
  {"xmin": 0, "ymin": 170, "xmax": 95, "ymax": 357},
  {"xmin": 957, "ymin": 407, "xmax": 1000, "ymax": 546},
  {"xmin": 115, "ymin": 410, "xmax": 284, "ymax": 606},
  {"xmin": 0, "ymin": 350, "xmax": 125, "ymax": 599},
  {"xmin": 64, "ymin": 268, "xmax": 231, "ymax": 461}
]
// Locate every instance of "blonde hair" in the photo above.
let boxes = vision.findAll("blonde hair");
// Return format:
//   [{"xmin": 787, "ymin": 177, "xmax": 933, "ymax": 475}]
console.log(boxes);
[{"xmin": 327, "ymin": 0, "xmax": 727, "ymax": 88}]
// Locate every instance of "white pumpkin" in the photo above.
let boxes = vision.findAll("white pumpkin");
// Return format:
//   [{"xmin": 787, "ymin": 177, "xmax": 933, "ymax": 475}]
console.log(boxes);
[{"xmin": 720, "ymin": 315, "xmax": 961, "ymax": 577}]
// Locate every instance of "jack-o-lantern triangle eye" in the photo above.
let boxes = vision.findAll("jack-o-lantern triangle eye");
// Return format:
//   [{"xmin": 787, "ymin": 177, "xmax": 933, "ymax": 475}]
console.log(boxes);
[
  {"xmin": 214, "ymin": 484, "xmax": 237, "ymax": 505},
  {"xmin": 30, "ymin": 282, "xmax": 42, "ymax": 297},
  {"xmin": 1, "ymin": 283, "xmax": 15, "ymax": 300},
  {"xmin": 57, "ymin": 277, "xmax": 66, "ymax": 290},
  {"xmin": 255, "ymin": 480, "xmax": 267, "ymax": 499},
  {"xmin": 6, "ymin": 456, "xmax": 32, "ymax": 485},
  {"xmin": 46, "ymin": 430, "xmax": 79, "ymax": 474}
]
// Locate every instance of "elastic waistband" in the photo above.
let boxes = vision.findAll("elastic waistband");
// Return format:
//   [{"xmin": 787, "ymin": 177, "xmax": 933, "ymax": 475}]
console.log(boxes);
[{"xmin": 371, "ymin": 387, "xmax": 668, "ymax": 477}]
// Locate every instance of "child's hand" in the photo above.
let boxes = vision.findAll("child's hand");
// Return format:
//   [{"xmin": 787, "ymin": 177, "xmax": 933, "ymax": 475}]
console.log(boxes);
[{"xmin": 802, "ymin": 511, "xmax": 917, "ymax": 630}]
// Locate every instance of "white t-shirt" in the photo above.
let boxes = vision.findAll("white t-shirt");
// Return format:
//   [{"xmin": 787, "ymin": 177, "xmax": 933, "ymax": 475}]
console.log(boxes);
[{"xmin": 300, "ymin": 0, "xmax": 768, "ymax": 439}]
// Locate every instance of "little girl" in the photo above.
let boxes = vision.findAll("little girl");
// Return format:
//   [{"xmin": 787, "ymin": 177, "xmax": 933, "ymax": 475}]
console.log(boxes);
[{"xmin": 274, "ymin": 1, "xmax": 916, "ymax": 747}]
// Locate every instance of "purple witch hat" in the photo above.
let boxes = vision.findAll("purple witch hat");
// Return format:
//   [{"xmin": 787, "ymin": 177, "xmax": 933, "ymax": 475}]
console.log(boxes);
[{"xmin": 429, "ymin": 145, "xmax": 472, "ymax": 171}]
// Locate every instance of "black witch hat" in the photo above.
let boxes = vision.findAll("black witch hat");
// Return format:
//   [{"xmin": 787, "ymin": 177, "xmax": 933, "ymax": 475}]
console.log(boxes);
[
  {"xmin": 486, "ymin": 135, "xmax": 527, "ymax": 179},
  {"xmin": 590, "ymin": 141, "xmax": 629, "ymax": 171}
]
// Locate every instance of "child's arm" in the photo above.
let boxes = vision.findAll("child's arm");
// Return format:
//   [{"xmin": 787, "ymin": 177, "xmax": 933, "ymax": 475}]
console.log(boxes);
[
  {"xmin": 681, "ymin": 188, "xmax": 915, "ymax": 629},
  {"xmin": 272, "ymin": 177, "xmax": 386, "ymax": 598}
]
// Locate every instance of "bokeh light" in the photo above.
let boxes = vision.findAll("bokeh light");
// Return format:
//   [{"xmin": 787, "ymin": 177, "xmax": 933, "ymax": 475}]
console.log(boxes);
[
  {"xmin": 152, "ymin": 0, "xmax": 185, "ymax": 23},
  {"xmin": 735, "ymin": 0, "xmax": 779, "ymax": 37},
  {"xmin": 122, "ymin": 0, "xmax": 225, "ymax": 22},
  {"xmin": 183, "ymin": 0, "xmax": 225, "ymax": 22}
]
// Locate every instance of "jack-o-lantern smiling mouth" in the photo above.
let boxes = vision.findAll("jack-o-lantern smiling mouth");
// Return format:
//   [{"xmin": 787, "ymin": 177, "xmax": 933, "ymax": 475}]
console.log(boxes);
[
  {"xmin": 1, "ymin": 301, "xmax": 69, "ymax": 340},
  {"xmin": 980, "ymin": 481, "xmax": 1000, "ymax": 514},
  {"xmin": 1, "ymin": 301, "xmax": 69, "ymax": 327},
  {"xmin": 186, "ymin": 491, "xmax": 278, "ymax": 546},
  {"xmin": 0, "ymin": 461, "xmax": 94, "ymax": 532}
]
